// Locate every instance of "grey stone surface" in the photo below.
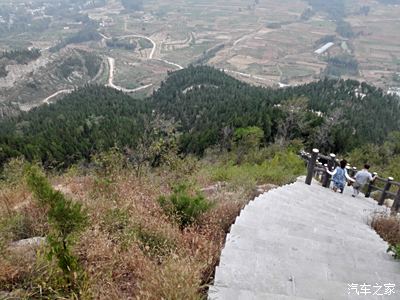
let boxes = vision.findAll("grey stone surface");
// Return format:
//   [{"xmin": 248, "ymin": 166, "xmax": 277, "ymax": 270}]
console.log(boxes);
[
  {"xmin": 209, "ymin": 177, "xmax": 400, "ymax": 299},
  {"xmin": 11, "ymin": 236, "xmax": 46, "ymax": 247}
]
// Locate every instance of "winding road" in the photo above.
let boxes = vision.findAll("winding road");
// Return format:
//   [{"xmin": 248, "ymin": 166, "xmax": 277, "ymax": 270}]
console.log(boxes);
[
  {"xmin": 42, "ymin": 89, "xmax": 74, "ymax": 104},
  {"xmin": 42, "ymin": 33, "xmax": 174, "ymax": 103},
  {"xmin": 157, "ymin": 59, "xmax": 184, "ymax": 70},
  {"xmin": 106, "ymin": 56, "xmax": 153, "ymax": 93},
  {"xmin": 104, "ymin": 34, "xmax": 183, "ymax": 92},
  {"xmin": 41, "ymin": 30, "xmax": 286, "ymax": 105},
  {"xmin": 223, "ymin": 69, "xmax": 275, "ymax": 83},
  {"xmin": 118, "ymin": 34, "xmax": 157, "ymax": 59}
]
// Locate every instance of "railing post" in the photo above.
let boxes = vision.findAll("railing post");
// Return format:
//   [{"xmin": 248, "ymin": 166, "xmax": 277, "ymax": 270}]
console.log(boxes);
[
  {"xmin": 346, "ymin": 166, "xmax": 352, "ymax": 186},
  {"xmin": 305, "ymin": 148, "xmax": 319, "ymax": 185},
  {"xmin": 318, "ymin": 162, "xmax": 324, "ymax": 181},
  {"xmin": 322, "ymin": 167, "xmax": 329, "ymax": 188},
  {"xmin": 391, "ymin": 188, "xmax": 400, "ymax": 214},
  {"xmin": 352, "ymin": 167, "xmax": 357, "ymax": 177},
  {"xmin": 365, "ymin": 172, "xmax": 377, "ymax": 198},
  {"xmin": 378, "ymin": 177, "xmax": 394, "ymax": 206},
  {"xmin": 322, "ymin": 153, "xmax": 336, "ymax": 188},
  {"xmin": 316, "ymin": 162, "xmax": 322, "ymax": 181}
]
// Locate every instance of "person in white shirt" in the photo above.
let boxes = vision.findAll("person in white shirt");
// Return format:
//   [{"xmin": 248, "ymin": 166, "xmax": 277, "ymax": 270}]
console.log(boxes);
[{"xmin": 352, "ymin": 164, "xmax": 376, "ymax": 197}]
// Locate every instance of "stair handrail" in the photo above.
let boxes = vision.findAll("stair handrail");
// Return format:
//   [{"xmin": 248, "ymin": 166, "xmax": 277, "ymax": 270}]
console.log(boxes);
[{"xmin": 300, "ymin": 148, "xmax": 400, "ymax": 214}]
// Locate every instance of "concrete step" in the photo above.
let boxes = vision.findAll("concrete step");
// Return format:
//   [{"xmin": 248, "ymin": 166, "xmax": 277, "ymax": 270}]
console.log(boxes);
[
  {"xmin": 239, "ymin": 206, "xmax": 379, "ymax": 240},
  {"xmin": 209, "ymin": 178, "xmax": 400, "ymax": 299},
  {"xmin": 225, "ymin": 228, "xmax": 390, "ymax": 265},
  {"xmin": 248, "ymin": 192, "xmax": 378, "ymax": 216},
  {"xmin": 229, "ymin": 220, "xmax": 386, "ymax": 252}
]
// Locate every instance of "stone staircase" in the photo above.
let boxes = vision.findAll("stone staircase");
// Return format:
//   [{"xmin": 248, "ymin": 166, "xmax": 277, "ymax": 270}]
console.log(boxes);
[{"xmin": 209, "ymin": 177, "xmax": 400, "ymax": 299}]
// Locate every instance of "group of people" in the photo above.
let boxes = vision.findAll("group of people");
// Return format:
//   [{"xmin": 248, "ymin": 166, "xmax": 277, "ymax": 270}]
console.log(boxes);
[{"xmin": 326, "ymin": 160, "xmax": 376, "ymax": 197}]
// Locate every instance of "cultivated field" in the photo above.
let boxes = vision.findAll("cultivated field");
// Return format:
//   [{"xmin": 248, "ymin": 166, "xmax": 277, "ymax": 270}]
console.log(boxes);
[
  {"xmin": 347, "ymin": 2, "xmax": 400, "ymax": 88},
  {"xmin": 1, "ymin": 0, "xmax": 400, "ymax": 107}
]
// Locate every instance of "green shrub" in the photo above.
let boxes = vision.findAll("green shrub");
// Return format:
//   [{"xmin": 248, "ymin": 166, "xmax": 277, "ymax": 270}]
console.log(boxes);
[
  {"xmin": 1, "ymin": 157, "xmax": 27, "ymax": 186},
  {"xmin": 209, "ymin": 149, "xmax": 305, "ymax": 187},
  {"xmin": 234, "ymin": 126, "xmax": 264, "ymax": 164},
  {"xmin": 100, "ymin": 208, "xmax": 175, "ymax": 258},
  {"xmin": 100, "ymin": 208, "xmax": 136, "ymax": 249},
  {"xmin": 158, "ymin": 184, "xmax": 213, "ymax": 229},
  {"xmin": 101, "ymin": 208, "xmax": 130, "ymax": 236},
  {"xmin": 260, "ymin": 150, "xmax": 305, "ymax": 184},
  {"xmin": 25, "ymin": 165, "xmax": 88, "ymax": 292},
  {"xmin": 0, "ymin": 213, "xmax": 34, "ymax": 242},
  {"xmin": 91, "ymin": 148, "xmax": 126, "ymax": 180},
  {"xmin": 0, "ymin": 213, "xmax": 27, "ymax": 254},
  {"xmin": 387, "ymin": 244, "xmax": 400, "ymax": 259},
  {"xmin": 134, "ymin": 225, "xmax": 175, "ymax": 258},
  {"xmin": 211, "ymin": 166, "xmax": 231, "ymax": 182},
  {"xmin": 230, "ymin": 171, "xmax": 257, "ymax": 193}
]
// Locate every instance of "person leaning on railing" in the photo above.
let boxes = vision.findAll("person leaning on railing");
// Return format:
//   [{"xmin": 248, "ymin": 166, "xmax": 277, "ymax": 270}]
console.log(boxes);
[
  {"xmin": 352, "ymin": 164, "xmax": 376, "ymax": 198},
  {"xmin": 326, "ymin": 159, "xmax": 355, "ymax": 193}
]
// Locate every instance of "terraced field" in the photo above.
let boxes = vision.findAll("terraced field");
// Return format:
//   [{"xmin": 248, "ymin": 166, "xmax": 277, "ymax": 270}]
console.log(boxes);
[{"xmin": 1, "ymin": 0, "xmax": 400, "ymax": 109}]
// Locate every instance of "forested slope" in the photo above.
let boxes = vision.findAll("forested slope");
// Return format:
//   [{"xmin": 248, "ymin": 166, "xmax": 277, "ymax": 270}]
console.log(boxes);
[
  {"xmin": 0, "ymin": 86, "xmax": 149, "ymax": 168},
  {"xmin": 1, "ymin": 66, "xmax": 399, "ymax": 168},
  {"xmin": 153, "ymin": 66, "xmax": 400, "ymax": 154}
]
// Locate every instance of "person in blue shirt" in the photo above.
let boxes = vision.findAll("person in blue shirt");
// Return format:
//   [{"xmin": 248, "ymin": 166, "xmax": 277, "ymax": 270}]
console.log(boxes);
[{"xmin": 326, "ymin": 159, "xmax": 355, "ymax": 193}]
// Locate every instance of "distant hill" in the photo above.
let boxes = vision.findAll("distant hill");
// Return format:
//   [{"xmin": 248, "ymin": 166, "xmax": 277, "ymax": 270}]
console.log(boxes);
[
  {"xmin": 152, "ymin": 66, "xmax": 400, "ymax": 154},
  {"xmin": 0, "ymin": 66, "xmax": 399, "ymax": 168}
]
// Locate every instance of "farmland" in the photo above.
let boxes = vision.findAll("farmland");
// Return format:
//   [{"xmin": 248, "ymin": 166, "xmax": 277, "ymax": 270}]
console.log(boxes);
[{"xmin": 0, "ymin": 0, "xmax": 400, "ymax": 108}]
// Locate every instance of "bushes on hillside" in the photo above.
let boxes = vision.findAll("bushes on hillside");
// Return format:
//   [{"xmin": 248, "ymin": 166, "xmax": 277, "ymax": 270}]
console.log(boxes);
[
  {"xmin": 234, "ymin": 126, "xmax": 264, "ymax": 164},
  {"xmin": 210, "ymin": 148, "xmax": 305, "ymax": 186},
  {"xmin": 348, "ymin": 131, "xmax": 400, "ymax": 180},
  {"xmin": 158, "ymin": 184, "xmax": 213, "ymax": 229},
  {"xmin": 25, "ymin": 165, "xmax": 88, "ymax": 292}
]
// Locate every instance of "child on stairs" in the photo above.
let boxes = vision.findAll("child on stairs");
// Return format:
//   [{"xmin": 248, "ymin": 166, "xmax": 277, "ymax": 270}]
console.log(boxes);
[{"xmin": 326, "ymin": 159, "xmax": 355, "ymax": 193}]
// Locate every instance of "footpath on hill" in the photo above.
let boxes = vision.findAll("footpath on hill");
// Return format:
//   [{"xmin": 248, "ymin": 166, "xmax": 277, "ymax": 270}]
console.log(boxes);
[{"xmin": 209, "ymin": 177, "xmax": 400, "ymax": 299}]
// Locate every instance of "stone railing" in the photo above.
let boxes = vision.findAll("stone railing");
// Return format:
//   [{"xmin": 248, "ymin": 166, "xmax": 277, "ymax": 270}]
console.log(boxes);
[{"xmin": 301, "ymin": 148, "xmax": 400, "ymax": 213}]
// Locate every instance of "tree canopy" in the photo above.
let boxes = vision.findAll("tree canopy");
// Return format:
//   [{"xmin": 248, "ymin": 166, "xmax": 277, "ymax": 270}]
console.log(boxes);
[{"xmin": 1, "ymin": 66, "xmax": 399, "ymax": 169}]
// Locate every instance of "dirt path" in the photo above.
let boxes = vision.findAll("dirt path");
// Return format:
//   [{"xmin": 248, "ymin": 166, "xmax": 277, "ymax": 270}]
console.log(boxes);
[
  {"xmin": 157, "ymin": 59, "xmax": 183, "ymax": 70},
  {"xmin": 223, "ymin": 69, "xmax": 274, "ymax": 83},
  {"xmin": 42, "ymin": 89, "xmax": 74, "ymax": 104},
  {"xmin": 118, "ymin": 34, "xmax": 157, "ymax": 59},
  {"xmin": 102, "ymin": 33, "xmax": 183, "ymax": 92},
  {"xmin": 231, "ymin": 24, "xmax": 265, "ymax": 47},
  {"xmin": 42, "ymin": 28, "xmax": 286, "ymax": 106},
  {"xmin": 106, "ymin": 56, "xmax": 153, "ymax": 93},
  {"xmin": 40, "ymin": 33, "xmax": 157, "ymax": 103}
]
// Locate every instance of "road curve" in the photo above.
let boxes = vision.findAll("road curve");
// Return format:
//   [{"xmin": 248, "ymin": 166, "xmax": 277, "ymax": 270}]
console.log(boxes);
[
  {"xmin": 115, "ymin": 34, "xmax": 157, "ymax": 59},
  {"xmin": 42, "ymin": 31, "xmax": 282, "ymax": 106},
  {"xmin": 223, "ymin": 69, "xmax": 274, "ymax": 83},
  {"xmin": 103, "ymin": 34, "xmax": 183, "ymax": 92},
  {"xmin": 41, "ymin": 33, "xmax": 157, "ymax": 105},
  {"xmin": 157, "ymin": 58, "xmax": 183, "ymax": 70},
  {"xmin": 106, "ymin": 56, "xmax": 153, "ymax": 93},
  {"xmin": 43, "ymin": 89, "xmax": 74, "ymax": 104}
]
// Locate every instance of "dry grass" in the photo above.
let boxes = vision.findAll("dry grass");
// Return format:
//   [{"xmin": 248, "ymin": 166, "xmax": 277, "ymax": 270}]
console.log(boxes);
[
  {"xmin": 0, "ymin": 158, "xmax": 273, "ymax": 298},
  {"xmin": 73, "ymin": 171, "xmax": 248, "ymax": 299},
  {"xmin": 0, "ymin": 182, "xmax": 48, "ymax": 254},
  {"xmin": 0, "ymin": 170, "xmax": 249, "ymax": 298},
  {"xmin": 371, "ymin": 214, "xmax": 400, "ymax": 246},
  {"xmin": 0, "ymin": 185, "xmax": 30, "ymax": 215}
]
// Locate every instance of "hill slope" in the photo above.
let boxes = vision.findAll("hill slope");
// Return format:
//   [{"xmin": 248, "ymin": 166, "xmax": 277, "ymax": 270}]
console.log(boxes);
[{"xmin": 1, "ymin": 66, "xmax": 399, "ymax": 168}]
